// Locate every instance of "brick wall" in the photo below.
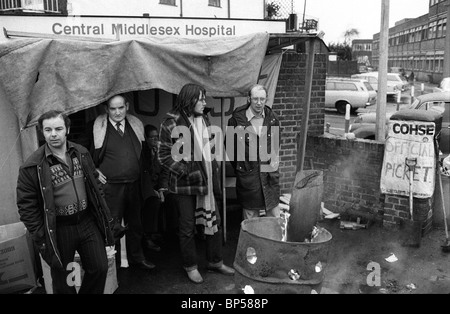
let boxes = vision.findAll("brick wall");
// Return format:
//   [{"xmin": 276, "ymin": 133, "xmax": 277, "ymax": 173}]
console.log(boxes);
[
  {"xmin": 304, "ymin": 135, "xmax": 385, "ymax": 218},
  {"xmin": 383, "ymin": 189, "xmax": 434, "ymax": 235},
  {"xmin": 271, "ymin": 51, "xmax": 327, "ymax": 193},
  {"xmin": 303, "ymin": 134, "xmax": 434, "ymax": 234}
]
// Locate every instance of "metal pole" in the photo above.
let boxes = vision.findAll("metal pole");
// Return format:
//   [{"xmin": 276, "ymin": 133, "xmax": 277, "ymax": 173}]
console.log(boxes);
[{"xmin": 376, "ymin": 0, "xmax": 389, "ymax": 142}]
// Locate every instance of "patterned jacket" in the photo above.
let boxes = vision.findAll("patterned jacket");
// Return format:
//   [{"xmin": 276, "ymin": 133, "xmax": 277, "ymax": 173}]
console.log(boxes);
[
  {"xmin": 159, "ymin": 111, "xmax": 221, "ymax": 197},
  {"xmin": 16, "ymin": 142, "xmax": 115, "ymax": 269}
]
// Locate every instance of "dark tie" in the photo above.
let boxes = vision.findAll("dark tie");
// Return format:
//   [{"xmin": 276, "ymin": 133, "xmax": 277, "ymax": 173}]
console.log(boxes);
[{"xmin": 116, "ymin": 122, "xmax": 124, "ymax": 137}]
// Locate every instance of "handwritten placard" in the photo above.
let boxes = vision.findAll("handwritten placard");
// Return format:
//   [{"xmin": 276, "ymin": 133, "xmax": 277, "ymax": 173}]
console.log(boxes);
[{"xmin": 380, "ymin": 121, "xmax": 436, "ymax": 198}]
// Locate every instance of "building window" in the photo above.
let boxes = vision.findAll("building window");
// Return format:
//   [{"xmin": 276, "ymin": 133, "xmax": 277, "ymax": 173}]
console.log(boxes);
[
  {"xmin": 422, "ymin": 26, "xmax": 428, "ymax": 41},
  {"xmin": 0, "ymin": 0, "xmax": 21, "ymax": 11},
  {"xmin": 437, "ymin": 18, "xmax": 446, "ymax": 38},
  {"xmin": 159, "ymin": 0, "xmax": 176, "ymax": 6},
  {"xmin": 428, "ymin": 21, "xmax": 437, "ymax": 39},
  {"xmin": 208, "ymin": 0, "xmax": 221, "ymax": 7},
  {"xmin": 1, "ymin": 0, "xmax": 60, "ymax": 12},
  {"xmin": 430, "ymin": 0, "xmax": 445, "ymax": 6}
]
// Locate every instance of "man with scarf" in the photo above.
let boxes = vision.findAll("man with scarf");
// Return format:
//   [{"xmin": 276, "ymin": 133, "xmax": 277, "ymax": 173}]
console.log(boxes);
[{"xmin": 159, "ymin": 83, "xmax": 234, "ymax": 283}]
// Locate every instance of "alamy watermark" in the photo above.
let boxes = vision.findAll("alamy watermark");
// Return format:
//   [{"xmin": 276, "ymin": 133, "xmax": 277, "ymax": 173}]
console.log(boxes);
[
  {"xmin": 66, "ymin": 262, "xmax": 82, "ymax": 287},
  {"xmin": 169, "ymin": 125, "xmax": 280, "ymax": 172},
  {"xmin": 366, "ymin": 262, "xmax": 381, "ymax": 287}
]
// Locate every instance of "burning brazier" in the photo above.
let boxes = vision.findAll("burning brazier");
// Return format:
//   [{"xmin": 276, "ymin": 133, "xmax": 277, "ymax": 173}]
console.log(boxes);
[{"xmin": 233, "ymin": 217, "xmax": 332, "ymax": 294}]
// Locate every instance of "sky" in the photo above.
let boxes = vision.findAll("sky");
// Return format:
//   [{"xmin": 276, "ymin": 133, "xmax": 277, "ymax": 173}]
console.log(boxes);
[{"xmin": 292, "ymin": 0, "xmax": 431, "ymax": 44}]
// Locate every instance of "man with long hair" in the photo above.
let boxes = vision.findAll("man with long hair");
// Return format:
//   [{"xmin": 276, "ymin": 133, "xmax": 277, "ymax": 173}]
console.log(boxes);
[{"xmin": 159, "ymin": 83, "xmax": 234, "ymax": 283}]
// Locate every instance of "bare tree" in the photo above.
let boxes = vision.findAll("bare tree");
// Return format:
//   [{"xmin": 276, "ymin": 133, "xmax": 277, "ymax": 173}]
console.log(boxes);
[{"xmin": 343, "ymin": 28, "xmax": 360, "ymax": 46}]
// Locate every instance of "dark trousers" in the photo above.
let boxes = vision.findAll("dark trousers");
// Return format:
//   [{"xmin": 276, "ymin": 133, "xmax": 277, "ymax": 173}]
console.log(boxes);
[
  {"xmin": 142, "ymin": 196, "xmax": 161, "ymax": 235},
  {"xmin": 51, "ymin": 213, "xmax": 108, "ymax": 294},
  {"xmin": 170, "ymin": 194, "xmax": 223, "ymax": 271},
  {"xmin": 103, "ymin": 180, "xmax": 145, "ymax": 264}
]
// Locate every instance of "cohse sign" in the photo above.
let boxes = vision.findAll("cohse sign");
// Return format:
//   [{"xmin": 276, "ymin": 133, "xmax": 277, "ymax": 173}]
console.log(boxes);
[
  {"xmin": 391, "ymin": 123, "xmax": 435, "ymax": 136},
  {"xmin": 380, "ymin": 121, "xmax": 436, "ymax": 198}
]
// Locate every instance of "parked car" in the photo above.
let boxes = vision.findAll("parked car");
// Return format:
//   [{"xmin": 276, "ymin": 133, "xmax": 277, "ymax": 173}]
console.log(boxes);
[
  {"xmin": 387, "ymin": 72, "xmax": 409, "ymax": 91},
  {"xmin": 349, "ymin": 91, "xmax": 450, "ymax": 154},
  {"xmin": 325, "ymin": 77, "xmax": 377, "ymax": 114},
  {"xmin": 433, "ymin": 77, "xmax": 450, "ymax": 93},
  {"xmin": 351, "ymin": 72, "xmax": 402, "ymax": 96}
]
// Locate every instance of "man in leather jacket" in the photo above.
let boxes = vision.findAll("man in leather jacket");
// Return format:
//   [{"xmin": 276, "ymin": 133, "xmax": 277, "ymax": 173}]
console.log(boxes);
[{"xmin": 16, "ymin": 110, "xmax": 114, "ymax": 294}]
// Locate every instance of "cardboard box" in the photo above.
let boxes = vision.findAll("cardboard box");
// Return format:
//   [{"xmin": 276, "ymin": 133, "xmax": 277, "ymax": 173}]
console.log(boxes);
[
  {"xmin": 41, "ymin": 247, "xmax": 118, "ymax": 294},
  {"xmin": 0, "ymin": 222, "xmax": 37, "ymax": 294}
]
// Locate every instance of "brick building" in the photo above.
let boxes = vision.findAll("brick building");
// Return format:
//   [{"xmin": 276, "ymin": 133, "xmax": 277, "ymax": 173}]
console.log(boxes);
[{"xmin": 372, "ymin": 0, "xmax": 449, "ymax": 84}]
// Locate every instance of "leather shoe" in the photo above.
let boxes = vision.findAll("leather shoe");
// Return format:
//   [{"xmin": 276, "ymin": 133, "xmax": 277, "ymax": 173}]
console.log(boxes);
[
  {"xmin": 207, "ymin": 264, "xmax": 235, "ymax": 276},
  {"xmin": 132, "ymin": 260, "xmax": 156, "ymax": 270},
  {"xmin": 186, "ymin": 269, "xmax": 204, "ymax": 284},
  {"xmin": 145, "ymin": 239, "xmax": 161, "ymax": 252}
]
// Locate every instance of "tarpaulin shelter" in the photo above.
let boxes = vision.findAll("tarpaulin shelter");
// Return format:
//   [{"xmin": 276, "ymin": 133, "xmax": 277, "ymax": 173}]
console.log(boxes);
[
  {"xmin": 0, "ymin": 30, "xmax": 325, "ymax": 241},
  {"xmin": 0, "ymin": 32, "xmax": 269, "ymax": 128}
]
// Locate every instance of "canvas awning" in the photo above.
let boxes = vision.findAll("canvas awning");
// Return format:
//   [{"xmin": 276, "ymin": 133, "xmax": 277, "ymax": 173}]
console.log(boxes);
[{"xmin": 0, "ymin": 32, "xmax": 270, "ymax": 128}]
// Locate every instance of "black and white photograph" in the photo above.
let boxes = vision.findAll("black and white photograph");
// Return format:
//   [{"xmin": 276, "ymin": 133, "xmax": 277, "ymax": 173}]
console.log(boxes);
[{"xmin": 0, "ymin": 0, "xmax": 449, "ymax": 301}]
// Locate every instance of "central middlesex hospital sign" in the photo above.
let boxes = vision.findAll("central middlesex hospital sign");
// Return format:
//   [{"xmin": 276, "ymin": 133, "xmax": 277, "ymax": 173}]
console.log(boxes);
[{"xmin": 1, "ymin": 16, "xmax": 286, "ymax": 39}]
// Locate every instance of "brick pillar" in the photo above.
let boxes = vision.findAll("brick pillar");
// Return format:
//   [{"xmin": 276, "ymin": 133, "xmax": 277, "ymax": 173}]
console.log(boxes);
[{"xmin": 271, "ymin": 51, "xmax": 327, "ymax": 194}]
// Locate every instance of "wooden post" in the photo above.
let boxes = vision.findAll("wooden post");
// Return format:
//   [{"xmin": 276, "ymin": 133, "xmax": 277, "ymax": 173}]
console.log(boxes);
[
  {"xmin": 296, "ymin": 37, "xmax": 316, "ymax": 173},
  {"xmin": 221, "ymin": 98, "xmax": 227, "ymax": 244},
  {"xmin": 376, "ymin": 0, "xmax": 389, "ymax": 142}
]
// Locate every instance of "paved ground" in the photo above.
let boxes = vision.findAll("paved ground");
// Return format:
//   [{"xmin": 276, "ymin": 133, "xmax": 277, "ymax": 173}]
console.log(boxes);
[{"xmin": 31, "ymin": 204, "xmax": 449, "ymax": 295}]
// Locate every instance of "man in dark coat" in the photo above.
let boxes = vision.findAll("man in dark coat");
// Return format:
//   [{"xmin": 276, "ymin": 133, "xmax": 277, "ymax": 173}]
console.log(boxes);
[
  {"xmin": 82, "ymin": 94, "xmax": 155, "ymax": 270},
  {"xmin": 227, "ymin": 84, "xmax": 281, "ymax": 220},
  {"xmin": 16, "ymin": 110, "xmax": 115, "ymax": 294}
]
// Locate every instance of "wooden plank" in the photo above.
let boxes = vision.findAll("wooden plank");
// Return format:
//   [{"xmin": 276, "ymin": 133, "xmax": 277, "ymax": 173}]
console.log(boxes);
[
  {"xmin": 296, "ymin": 37, "xmax": 316, "ymax": 173},
  {"xmin": 221, "ymin": 97, "xmax": 227, "ymax": 244}
]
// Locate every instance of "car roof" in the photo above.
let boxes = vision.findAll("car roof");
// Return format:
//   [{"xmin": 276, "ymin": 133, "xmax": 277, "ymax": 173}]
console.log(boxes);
[
  {"xmin": 416, "ymin": 91, "xmax": 450, "ymax": 102},
  {"xmin": 326, "ymin": 77, "xmax": 367, "ymax": 82}
]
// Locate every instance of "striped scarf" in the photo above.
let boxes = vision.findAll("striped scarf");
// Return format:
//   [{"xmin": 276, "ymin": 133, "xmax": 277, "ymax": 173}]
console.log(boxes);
[{"xmin": 192, "ymin": 116, "xmax": 218, "ymax": 235}]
